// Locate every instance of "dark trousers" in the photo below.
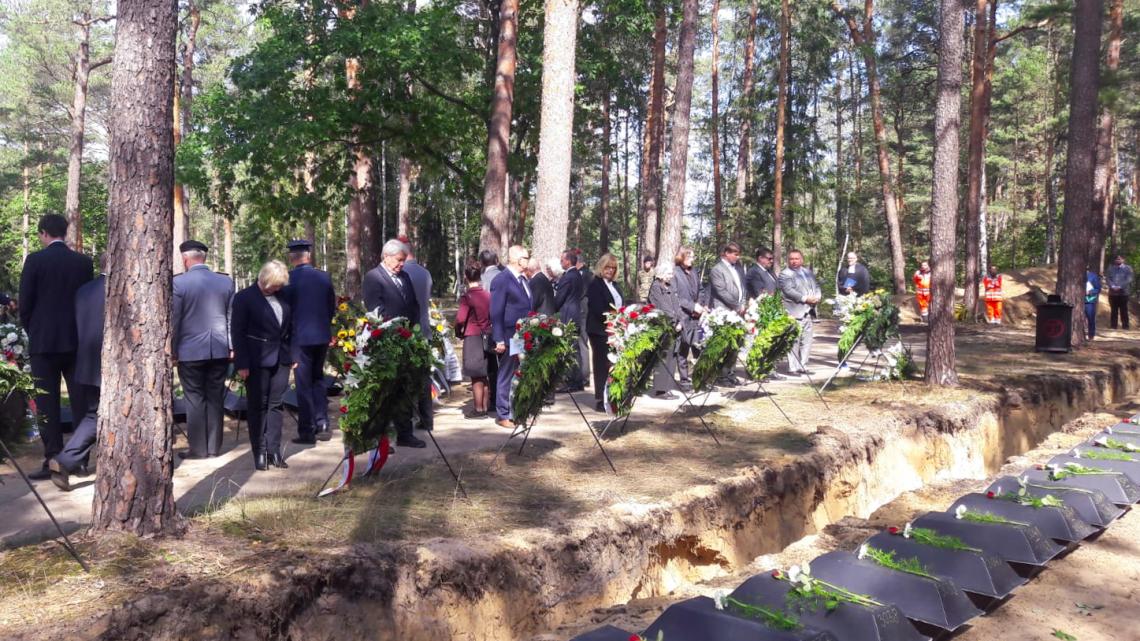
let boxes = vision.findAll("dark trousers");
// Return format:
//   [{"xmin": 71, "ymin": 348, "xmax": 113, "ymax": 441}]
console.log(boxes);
[
  {"xmin": 653, "ymin": 351, "xmax": 678, "ymax": 393},
  {"xmin": 30, "ymin": 351, "xmax": 80, "ymax": 465},
  {"xmin": 56, "ymin": 385, "xmax": 99, "ymax": 472},
  {"xmin": 418, "ymin": 379, "xmax": 434, "ymax": 430},
  {"xmin": 294, "ymin": 344, "xmax": 329, "ymax": 437},
  {"xmin": 495, "ymin": 352, "xmax": 518, "ymax": 420},
  {"xmin": 677, "ymin": 339, "xmax": 699, "ymax": 383},
  {"xmin": 589, "ymin": 333, "xmax": 611, "ymax": 401},
  {"xmin": 564, "ymin": 328, "xmax": 584, "ymax": 388},
  {"xmin": 486, "ymin": 348, "xmax": 499, "ymax": 402},
  {"xmin": 247, "ymin": 364, "xmax": 290, "ymax": 456},
  {"xmin": 1085, "ymin": 302, "xmax": 1098, "ymax": 339},
  {"xmin": 1110, "ymin": 294, "xmax": 1130, "ymax": 329},
  {"xmin": 178, "ymin": 358, "xmax": 230, "ymax": 456}
]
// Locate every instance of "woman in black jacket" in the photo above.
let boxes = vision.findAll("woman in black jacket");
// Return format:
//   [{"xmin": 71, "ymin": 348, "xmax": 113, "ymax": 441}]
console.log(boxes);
[
  {"xmin": 231, "ymin": 260, "xmax": 294, "ymax": 471},
  {"xmin": 648, "ymin": 265, "xmax": 684, "ymax": 399},
  {"xmin": 586, "ymin": 253, "xmax": 622, "ymax": 411},
  {"xmin": 672, "ymin": 247, "xmax": 705, "ymax": 390}
]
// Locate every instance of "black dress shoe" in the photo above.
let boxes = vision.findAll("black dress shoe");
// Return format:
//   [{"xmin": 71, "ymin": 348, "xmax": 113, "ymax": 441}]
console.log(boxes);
[
  {"xmin": 48, "ymin": 459, "xmax": 71, "ymax": 492},
  {"xmin": 416, "ymin": 423, "xmax": 434, "ymax": 432},
  {"xmin": 315, "ymin": 425, "xmax": 332, "ymax": 442},
  {"xmin": 27, "ymin": 467, "xmax": 52, "ymax": 481},
  {"xmin": 595, "ymin": 400, "xmax": 606, "ymax": 412},
  {"xmin": 292, "ymin": 436, "xmax": 317, "ymax": 445},
  {"xmin": 178, "ymin": 451, "xmax": 207, "ymax": 460},
  {"xmin": 654, "ymin": 391, "xmax": 678, "ymax": 400},
  {"xmin": 269, "ymin": 452, "xmax": 289, "ymax": 469},
  {"xmin": 395, "ymin": 435, "xmax": 427, "ymax": 448},
  {"xmin": 254, "ymin": 450, "xmax": 268, "ymax": 471}
]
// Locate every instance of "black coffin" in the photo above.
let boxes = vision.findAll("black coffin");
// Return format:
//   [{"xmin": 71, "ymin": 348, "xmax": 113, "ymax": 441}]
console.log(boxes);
[
  {"xmin": 730, "ymin": 571, "xmax": 929, "ymax": 641},
  {"xmin": 642, "ymin": 597, "xmax": 838, "ymax": 641},
  {"xmin": 1020, "ymin": 467, "xmax": 1140, "ymax": 507},
  {"xmin": 910, "ymin": 511, "xmax": 1063, "ymax": 567},
  {"xmin": 1088, "ymin": 431, "xmax": 1140, "ymax": 448},
  {"xmin": 570, "ymin": 626, "xmax": 636, "ymax": 641},
  {"xmin": 1106, "ymin": 422, "xmax": 1140, "ymax": 436},
  {"xmin": 804, "ymin": 551, "xmax": 982, "ymax": 632},
  {"xmin": 862, "ymin": 532, "xmax": 1025, "ymax": 600},
  {"xmin": 1046, "ymin": 454, "xmax": 1140, "ymax": 486},
  {"xmin": 1068, "ymin": 444, "xmax": 1139, "ymax": 465},
  {"xmin": 947, "ymin": 493, "xmax": 1097, "ymax": 543},
  {"xmin": 984, "ymin": 476, "xmax": 1123, "ymax": 529}
]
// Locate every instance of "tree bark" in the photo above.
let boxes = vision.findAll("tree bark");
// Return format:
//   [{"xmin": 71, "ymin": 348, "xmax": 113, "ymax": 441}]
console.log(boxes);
[
  {"xmin": 834, "ymin": 59, "xmax": 845, "ymax": 262},
  {"xmin": 92, "ymin": 0, "xmax": 182, "ymax": 536},
  {"xmin": 224, "ymin": 216, "xmax": 233, "ymax": 275},
  {"xmin": 397, "ymin": 157, "xmax": 415, "ymax": 237},
  {"xmin": 531, "ymin": 0, "xmax": 579, "ymax": 262},
  {"xmin": 1057, "ymin": 0, "xmax": 1104, "ymax": 346},
  {"xmin": 172, "ymin": 83, "xmax": 187, "ymax": 273},
  {"xmin": 733, "ymin": 0, "xmax": 758, "ymax": 228},
  {"xmin": 599, "ymin": 91, "xmax": 611, "ymax": 254},
  {"xmin": 638, "ymin": 2, "xmax": 667, "ymax": 263},
  {"xmin": 657, "ymin": 0, "xmax": 699, "ymax": 264},
  {"xmin": 710, "ymin": 0, "xmax": 724, "ymax": 246},
  {"xmin": 65, "ymin": 15, "xmax": 95, "ymax": 252},
  {"xmin": 22, "ymin": 141, "xmax": 30, "ymax": 262},
  {"xmin": 926, "ymin": 0, "xmax": 965, "ymax": 386},
  {"xmin": 342, "ymin": 1, "xmax": 381, "ymax": 298},
  {"xmin": 964, "ymin": 0, "xmax": 989, "ymax": 321},
  {"xmin": 772, "ymin": 0, "xmax": 790, "ymax": 266},
  {"xmin": 1088, "ymin": 0, "xmax": 1123, "ymax": 270},
  {"xmin": 832, "ymin": 0, "xmax": 906, "ymax": 294},
  {"xmin": 171, "ymin": 0, "xmax": 200, "ymax": 267},
  {"xmin": 479, "ymin": 0, "xmax": 519, "ymax": 255}
]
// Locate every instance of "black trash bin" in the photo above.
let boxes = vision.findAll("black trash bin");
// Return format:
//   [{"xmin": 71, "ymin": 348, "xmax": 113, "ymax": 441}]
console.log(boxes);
[{"xmin": 1036, "ymin": 294, "xmax": 1073, "ymax": 353}]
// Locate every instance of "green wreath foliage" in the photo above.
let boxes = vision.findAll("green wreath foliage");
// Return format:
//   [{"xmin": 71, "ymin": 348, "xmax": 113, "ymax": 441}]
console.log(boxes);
[
  {"xmin": 743, "ymin": 295, "xmax": 801, "ymax": 380},
  {"xmin": 605, "ymin": 307, "xmax": 675, "ymax": 417},
  {"xmin": 511, "ymin": 315, "xmax": 577, "ymax": 426},
  {"xmin": 0, "ymin": 361, "xmax": 37, "ymax": 461},
  {"xmin": 338, "ymin": 317, "xmax": 435, "ymax": 452},
  {"xmin": 692, "ymin": 312, "xmax": 747, "ymax": 392},
  {"xmin": 836, "ymin": 290, "xmax": 901, "ymax": 359}
]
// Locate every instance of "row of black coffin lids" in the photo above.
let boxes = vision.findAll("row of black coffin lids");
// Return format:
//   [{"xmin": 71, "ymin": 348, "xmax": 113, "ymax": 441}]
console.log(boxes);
[{"xmin": 571, "ymin": 420, "xmax": 1140, "ymax": 641}]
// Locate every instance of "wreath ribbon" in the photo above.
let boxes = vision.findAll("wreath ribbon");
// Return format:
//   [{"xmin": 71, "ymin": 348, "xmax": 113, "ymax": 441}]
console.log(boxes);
[{"xmin": 317, "ymin": 449, "xmax": 356, "ymax": 497}]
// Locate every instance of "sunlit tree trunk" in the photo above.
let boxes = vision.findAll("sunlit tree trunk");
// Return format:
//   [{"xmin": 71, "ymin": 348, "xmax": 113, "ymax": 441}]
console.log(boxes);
[
  {"xmin": 599, "ymin": 91, "xmax": 611, "ymax": 253},
  {"xmin": 65, "ymin": 14, "xmax": 111, "ymax": 252},
  {"xmin": 398, "ymin": 157, "xmax": 415, "ymax": 237},
  {"xmin": 772, "ymin": 0, "xmax": 790, "ymax": 266},
  {"xmin": 964, "ymin": 0, "xmax": 989, "ymax": 320},
  {"xmin": 92, "ymin": 0, "xmax": 181, "ymax": 536},
  {"xmin": 926, "ymin": 0, "xmax": 965, "ymax": 386},
  {"xmin": 638, "ymin": 2, "xmax": 666, "ymax": 262},
  {"xmin": 1088, "ymin": 0, "xmax": 1123, "ymax": 269},
  {"xmin": 710, "ymin": 0, "xmax": 724, "ymax": 246},
  {"xmin": 658, "ymin": 0, "xmax": 699, "ymax": 263},
  {"xmin": 479, "ymin": 0, "xmax": 519, "ymax": 255},
  {"xmin": 733, "ymin": 0, "xmax": 758, "ymax": 234}
]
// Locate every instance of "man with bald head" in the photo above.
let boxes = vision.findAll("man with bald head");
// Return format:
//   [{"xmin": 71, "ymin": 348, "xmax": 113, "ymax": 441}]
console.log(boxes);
[{"xmin": 489, "ymin": 245, "xmax": 534, "ymax": 428}]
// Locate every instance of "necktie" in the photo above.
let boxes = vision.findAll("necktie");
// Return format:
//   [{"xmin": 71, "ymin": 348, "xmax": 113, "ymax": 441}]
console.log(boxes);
[{"xmin": 519, "ymin": 275, "xmax": 531, "ymax": 300}]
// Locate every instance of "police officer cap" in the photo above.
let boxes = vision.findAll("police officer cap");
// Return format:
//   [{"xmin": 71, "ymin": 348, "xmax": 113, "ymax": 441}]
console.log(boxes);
[
  {"xmin": 179, "ymin": 240, "xmax": 208, "ymax": 253},
  {"xmin": 286, "ymin": 239, "xmax": 312, "ymax": 251}
]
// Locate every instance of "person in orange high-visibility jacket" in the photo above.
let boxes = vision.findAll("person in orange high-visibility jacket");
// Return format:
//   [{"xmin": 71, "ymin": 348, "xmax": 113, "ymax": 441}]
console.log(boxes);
[
  {"xmin": 983, "ymin": 264, "xmax": 1003, "ymax": 324},
  {"xmin": 913, "ymin": 261, "xmax": 932, "ymax": 322}
]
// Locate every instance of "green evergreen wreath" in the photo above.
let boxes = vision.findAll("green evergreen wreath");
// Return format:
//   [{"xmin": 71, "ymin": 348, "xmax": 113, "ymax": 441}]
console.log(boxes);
[
  {"xmin": 605, "ymin": 305, "xmax": 675, "ymax": 417},
  {"xmin": 744, "ymin": 295, "xmax": 801, "ymax": 380},
  {"xmin": 510, "ymin": 315, "xmax": 577, "ymax": 426},
  {"xmin": 692, "ymin": 310, "xmax": 747, "ymax": 392},
  {"xmin": 836, "ymin": 290, "xmax": 901, "ymax": 359}
]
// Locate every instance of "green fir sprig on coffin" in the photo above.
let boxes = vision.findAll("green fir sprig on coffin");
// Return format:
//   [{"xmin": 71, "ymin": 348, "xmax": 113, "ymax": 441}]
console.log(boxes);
[
  {"xmin": 604, "ymin": 303, "xmax": 675, "ymax": 417},
  {"xmin": 744, "ymin": 294, "xmax": 801, "ymax": 380},
  {"xmin": 336, "ymin": 316, "xmax": 436, "ymax": 452},
  {"xmin": 888, "ymin": 522, "xmax": 981, "ymax": 552},
  {"xmin": 857, "ymin": 543, "xmax": 937, "ymax": 579},
  {"xmin": 775, "ymin": 562, "xmax": 883, "ymax": 611},
  {"xmin": 692, "ymin": 308, "xmax": 747, "ymax": 392},
  {"xmin": 510, "ymin": 313, "xmax": 577, "ymax": 427},
  {"xmin": 1074, "ymin": 446, "xmax": 1137, "ymax": 462},
  {"xmin": 986, "ymin": 477, "xmax": 1065, "ymax": 508},
  {"xmin": 1039, "ymin": 461, "xmax": 1124, "ymax": 480}
]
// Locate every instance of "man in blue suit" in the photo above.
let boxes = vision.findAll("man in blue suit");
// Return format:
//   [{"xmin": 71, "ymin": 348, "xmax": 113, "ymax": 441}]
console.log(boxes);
[
  {"xmin": 49, "ymin": 269, "xmax": 105, "ymax": 491},
  {"xmin": 1086, "ymin": 267, "xmax": 1103, "ymax": 340},
  {"xmin": 554, "ymin": 250, "xmax": 584, "ymax": 391},
  {"xmin": 19, "ymin": 214, "xmax": 93, "ymax": 480},
  {"xmin": 362, "ymin": 239, "xmax": 426, "ymax": 448},
  {"xmin": 490, "ymin": 245, "xmax": 534, "ymax": 428},
  {"xmin": 284, "ymin": 239, "xmax": 336, "ymax": 444},
  {"xmin": 172, "ymin": 240, "xmax": 235, "ymax": 459},
  {"xmin": 400, "ymin": 237, "xmax": 435, "ymax": 433}
]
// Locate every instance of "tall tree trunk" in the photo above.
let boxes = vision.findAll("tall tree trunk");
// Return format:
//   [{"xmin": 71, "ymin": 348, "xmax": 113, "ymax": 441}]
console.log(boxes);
[
  {"xmin": 834, "ymin": 59, "xmax": 845, "ymax": 261},
  {"xmin": 1057, "ymin": 0, "xmax": 1104, "ymax": 346},
  {"xmin": 397, "ymin": 157, "xmax": 414, "ymax": 237},
  {"xmin": 772, "ymin": 0, "xmax": 790, "ymax": 267},
  {"xmin": 964, "ymin": 0, "xmax": 989, "ymax": 320},
  {"xmin": 175, "ymin": 0, "xmax": 199, "ymax": 244},
  {"xmin": 1043, "ymin": 27, "xmax": 1061, "ymax": 264},
  {"xmin": 531, "ymin": 0, "xmax": 579, "ymax": 262},
  {"xmin": 224, "ymin": 216, "xmax": 233, "ymax": 275},
  {"xmin": 479, "ymin": 0, "xmax": 518, "ymax": 255},
  {"xmin": 978, "ymin": 0, "xmax": 997, "ymax": 279},
  {"xmin": 22, "ymin": 141, "xmax": 30, "ymax": 262},
  {"xmin": 832, "ymin": 0, "xmax": 906, "ymax": 293},
  {"xmin": 65, "ymin": 16, "xmax": 93, "ymax": 252},
  {"xmin": 710, "ymin": 0, "xmax": 724, "ymax": 246},
  {"xmin": 621, "ymin": 109, "xmax": 632, "ymax": 285},
  {"xmin": 638, "ymin": 2, "xmax": 667, "ymax": 264},
  {"xmin": 599, "ymin": 91, "xmax": 611, "ymax": 254},
  {"xmin": 926, "ymin": 0, "xmax": 965, "ymax": 386},
  {"xmin": 92, "ymin": 0, "xmax": 181, "ymax": 536},
  {"xmin": 734, "ymin": 0, "xmax": 758, "ymax": 227},
  {"xmin": 172, "ymin": 80, "xmax": 187, "ymax": 272},
  {"xmin": 658, "ymin": 0, "xmax": 699, "ymax": 263},
  {"xmin": 342, "ymin": 1, "xmax": 380, "ymax": 297},
  {"xmin": 1088, "ymin": 0, "xmax": 1123, "ymax": 269}
]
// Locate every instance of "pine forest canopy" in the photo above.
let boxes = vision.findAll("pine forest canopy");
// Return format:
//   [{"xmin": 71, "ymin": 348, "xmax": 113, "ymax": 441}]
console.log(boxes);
[{"xmin": 0, "ymin": 0, "xmax": 1136, "ymax": 302}]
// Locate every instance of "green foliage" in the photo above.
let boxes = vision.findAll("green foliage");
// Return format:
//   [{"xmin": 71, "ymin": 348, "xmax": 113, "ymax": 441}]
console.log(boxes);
[
  {"xmin": 1048, "ymin": 462, "xmax": 1123, "ymax": 480},
  {"xmin": 604, "ymin": 306, "xmax": 675, "ymax": 417},
  {"xmin": 725, "ymin": 596, "xmax": 802, "ymax": 631},
  {"xmin": 902, "ymin": 526, "xmax": 981, "ymax": 552},
  {"xmin": 692, "ymin": 313, "xmax": 747, "ymax": 392},
  {"xmin": 991, "ymin": 490, "xmax": 1064, "ymax": 509},
  {"xmin": 860, "ymin": 545, "xmax": 936, "ymax": 580},
  {"xmin": 744, "ymin": 295, "xmax": 800, "ymax": 380},
  {"xmin": 835, "ymin": 291, "xmax": 901, "ymax": 360},
  {"xmin": 956, "ymin": 507, "xmax": 1029, "ymax": 528},
  {"xmin": 511, "ymin": 316, "xmax": 577, "ymax": 427},
  {"xmin": 0, "ymin": 361, "xmax": 38, "ymax": 460},
  {"xmin": 1078, "ymin": 448, "xmax": 1136, "ymax": 462}
]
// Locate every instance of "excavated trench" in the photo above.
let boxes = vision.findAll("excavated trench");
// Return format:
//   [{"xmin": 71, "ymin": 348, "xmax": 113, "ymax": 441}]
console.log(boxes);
[{"xmin": 76, "ymin": 357, "xmax": 1140, "ymax": 641}]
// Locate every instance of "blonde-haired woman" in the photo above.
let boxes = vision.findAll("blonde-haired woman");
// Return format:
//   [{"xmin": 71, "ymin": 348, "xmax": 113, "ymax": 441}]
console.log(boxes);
[
  {"xmin": 231, "ymin": 260, "xmax": 294, "ymax": 471},
  {"xmin": 586, "ymin": 253, "xmax": 623, "ymax": 411}
]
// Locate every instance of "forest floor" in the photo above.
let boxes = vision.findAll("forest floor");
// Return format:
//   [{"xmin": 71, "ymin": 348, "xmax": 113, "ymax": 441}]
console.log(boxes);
[{"xmin": 0, "ymin": 320, "xmax": 1138, "ymax": 640}]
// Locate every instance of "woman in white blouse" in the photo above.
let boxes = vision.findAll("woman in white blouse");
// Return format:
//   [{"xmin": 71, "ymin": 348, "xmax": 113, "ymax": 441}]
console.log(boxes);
[{"xmin": 586, "ymin": 253, "xmax": 623, "ymax": 411}]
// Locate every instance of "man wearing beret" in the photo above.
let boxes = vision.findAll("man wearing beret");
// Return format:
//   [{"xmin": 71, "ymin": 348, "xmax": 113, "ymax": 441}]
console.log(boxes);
[
  {"xmin": 172, "ymin": 240, "xmax": 235, "ymax": 459},
  {"xmin": 283, "ymin": 239, "xmax": 336, "ymax": 444}
]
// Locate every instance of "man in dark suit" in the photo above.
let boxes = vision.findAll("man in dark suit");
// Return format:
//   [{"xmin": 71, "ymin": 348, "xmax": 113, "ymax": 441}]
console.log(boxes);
[
  {"xmin": 490, "ymin": 245, "xmax": 534, "ymax": 428},
  {"xmin": 172, "ymin": 240, "xmax": 235, "ymax": 459},
  {"xmin": 284, "ymin": 239, "xmax": 336, "ymax": 444},
  {"xmin": 401, "ymin": 238, "xmax": 434, "ymax": 433},
  {"xmin": 19, "ymin": 214, "xmax": 93, "ymax": 479},
  {"xmin": 554, "ymin": 250, "xmax": 585, "ymax": 391},
  {"xmin": 48, "ymin": 271, "xmax": 104, "ymax": 491},
  {"xmin": 362, "ymin": 239, "xmax": 426, "ymax": 448},
  {"xmin": 574, "ymin": 249, "xmax": 593, "ymax": 385},
  {"xmin": 528, "ymin": 258, "xmax": 557, "ymax": 316},
  {"xmin": 746, "ymin": 246, "xmax": 778, "ymax": 299}
]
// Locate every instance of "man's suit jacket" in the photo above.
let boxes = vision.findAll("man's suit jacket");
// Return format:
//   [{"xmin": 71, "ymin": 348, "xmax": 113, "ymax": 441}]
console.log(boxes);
[
  {"xmin": 481, "ymin": 265, "xmax": 502, "ymax": 293},
  {"xmin": 490, "ymin": 268, "xmax": 533, "ymax": 345},
  {"xmin": 362, "ymin": 266, "xmax": 419, "ymax": 323},
  {"xmin": 530, "ymin": 272, "xmax": 557, "ymax": 316},
  {"xmin": 837, "ymin": 263, "xmax": 872, "ymax": 295},
  {"xmin": 172, "ymin": 264, "xmax": 235, "ymax": 362},
  {"xmin": 554, "ymin": 267, "xmax": 583, "ymax": 329},
  {"xmin": 19, "ymin": 241, "xmax": 93, "ymax": 354},
  {"xmin": 746, "ymin": 263, "xmax": 778, "ymax": 299},
  {"xmin": 709, "ymin": 259, "xmax": 745, "ymax": 311},
  {"xmin": 284, "ymin": 264, "xmax": 335, "ymax": 347},
  {"xmin": 231, "ymin": 285, "xmax": 294, "ymax": 370},
  {"xmin": 779, "ymin": 266, "xmax": 822, "ymax": 319},
  {"xmin": 586, "ymin": 277, "xmax": 622, "ymax": 337},
  {"xmin": 73, "ymin": 275, "xmax": 105, "ymax": 388},
  {"xmin": 404, "ymin": 259, "xmax": 433, "ymax": 334}
]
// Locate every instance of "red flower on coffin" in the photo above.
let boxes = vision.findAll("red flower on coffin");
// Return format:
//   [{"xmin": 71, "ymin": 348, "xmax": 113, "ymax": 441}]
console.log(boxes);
[
  {"xmin": 986, "ymin": 491, "xmax": 995, "ymax": 499},
  {"xmin": 888, "ymin": 526, "xmax": 900, "ymax": 535},
  {"xmin": 771, "ymin": 570, "xmax": 782, "ymax": 579}
]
